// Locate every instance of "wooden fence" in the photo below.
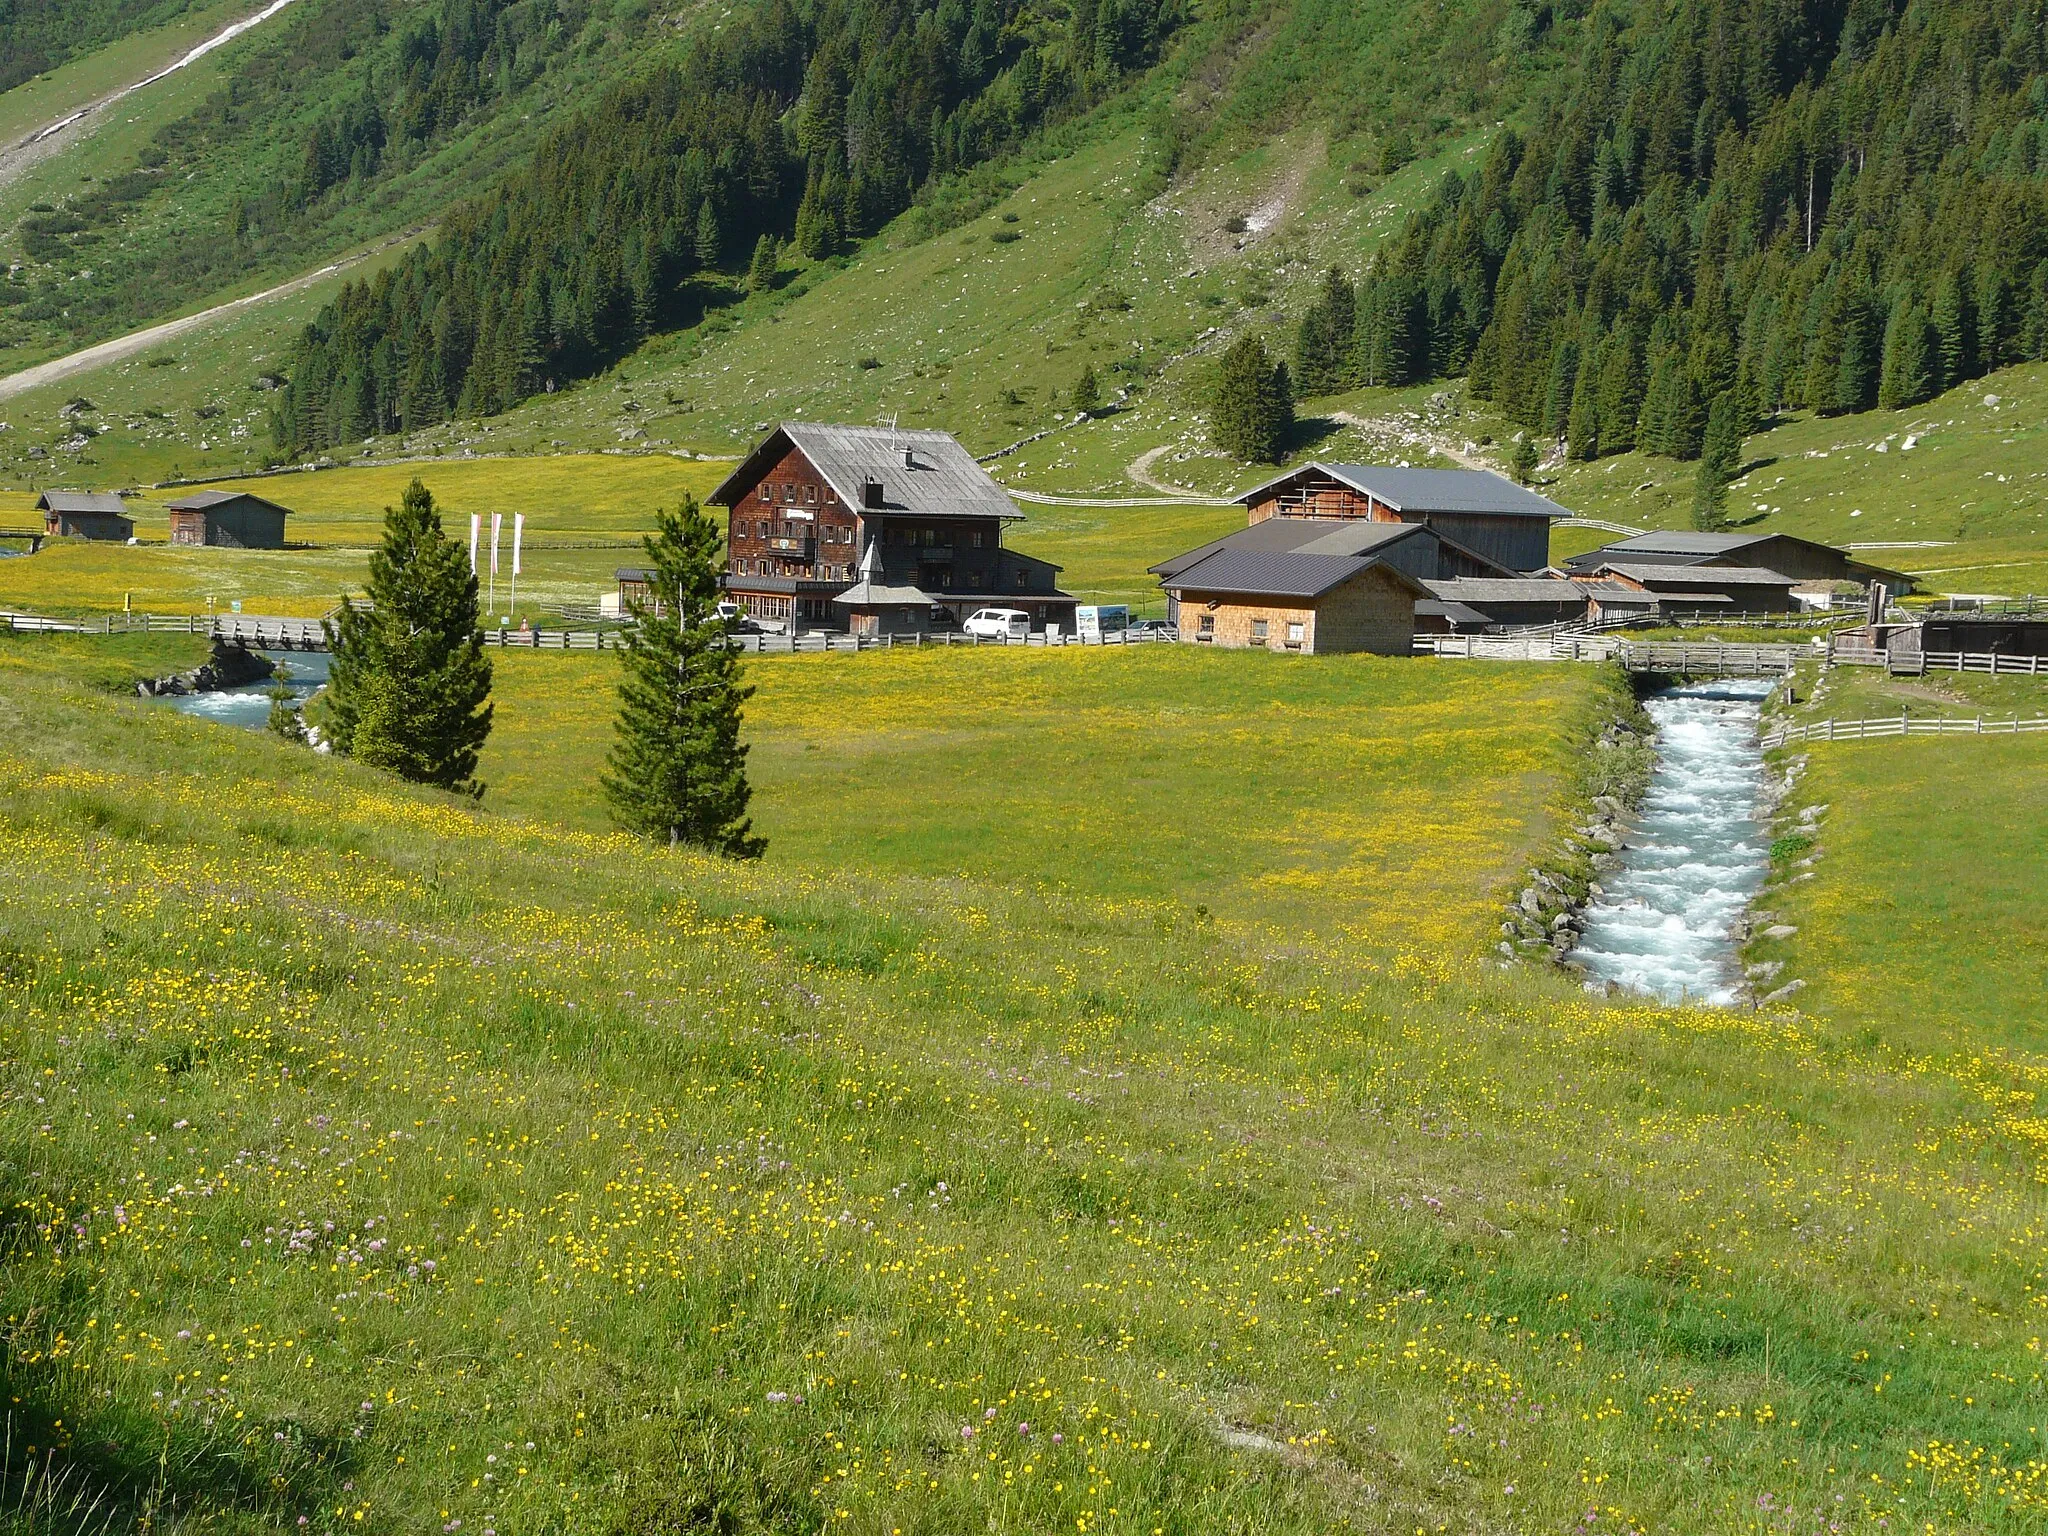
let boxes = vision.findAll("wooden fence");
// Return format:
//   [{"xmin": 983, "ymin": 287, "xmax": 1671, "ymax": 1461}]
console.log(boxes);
[
  {"xmin": 1424, "ymin": 634, "xmax": 1803, "ymax": 674},
  {"xmin": 1830, "ymin": 643, "xmax": 2046, "ymax": 676},
  {"xmin": 1762, "ymin": 714, "xmax": 2048, "ymax": 748}
]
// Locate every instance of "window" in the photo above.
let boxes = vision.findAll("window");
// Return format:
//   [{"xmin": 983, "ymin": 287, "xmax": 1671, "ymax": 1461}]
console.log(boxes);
[
  {"xmin": 756, "ymin": 520, "xmax": 768, "ymax": 539},
  {"xmin": 1286, "ymin": 621, "xmax": 1305, "ymax": 646},
  {"xmin": 804, "ymin": 485, "xmax": 817, "ymax": 503},
  {"xmin": 759, "ymin": 485, "xmax": 772, "ymax": 501},
  {"xmin": 1251, "ymin": 619, "xmax": 1269, "ymax": 642},
  {"xmin": 971, "ymin": 529, "xmax": 984, "ymax": 548},
  {"xmin": 783, "ymin": 485, "xmax": 796, "ymax": 503},
  {"xmin": 921, "ymin": 528, "xmax": 935, "ymax": 546},
  {"xmin": 1015, "ymin": 570, "xmax": 1028, "ymax": 588},
  {"xmin": 1197, "ymin": 615, "xmax": 1215, "ymax": 640},
  {"xmin": 825, "ymin": 488, "xmax": 837, "ymax": 504}
]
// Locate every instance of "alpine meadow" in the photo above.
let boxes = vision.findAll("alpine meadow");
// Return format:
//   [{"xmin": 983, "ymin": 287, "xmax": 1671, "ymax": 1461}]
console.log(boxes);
[{"xmin": 1, "ymin": 0, "xmax": 2046, "ymax": 1532}]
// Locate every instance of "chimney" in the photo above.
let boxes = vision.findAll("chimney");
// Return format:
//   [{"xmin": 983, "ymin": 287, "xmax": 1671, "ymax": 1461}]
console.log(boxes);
[
  {"xmin": 862, "ymin": 477, "xmax": 885, "ymax": 509},
  {"xmin": 901, "ymin": 447, "xmax": 916, "ymax": 469}
]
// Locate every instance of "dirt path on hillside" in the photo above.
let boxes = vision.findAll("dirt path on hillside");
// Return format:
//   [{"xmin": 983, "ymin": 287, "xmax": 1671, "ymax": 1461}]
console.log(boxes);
[
  {"xmin": 1126, "ymin": 444, "xmax": 1219, "ymax": 497},
  {"xmin": 0, "ymin": 0, "xmax": 304, "ymax": 192},
  {"xmin": 1329, "ymin": 409, "xmax": 1495, "ymax": 471},
  {"xmin": 0, "ymin": 226, "xmax": 422, "ymax": 405}
]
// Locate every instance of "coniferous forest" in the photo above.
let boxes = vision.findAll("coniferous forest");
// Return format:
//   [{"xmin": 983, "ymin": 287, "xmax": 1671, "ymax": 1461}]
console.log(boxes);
[
  {"xmin": 1294, "ymin": 0, "xmax": 2048, "ymax": 460},
  {"xmin": 271, "ymin": 0, "xmax": 1182, "ymax": 456}
]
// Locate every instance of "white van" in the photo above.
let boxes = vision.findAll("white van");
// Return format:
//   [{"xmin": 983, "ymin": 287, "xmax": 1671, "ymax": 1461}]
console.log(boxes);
[{"xmin": 962, "ymin": 607, "xmax": 1030, "ymax": 639}]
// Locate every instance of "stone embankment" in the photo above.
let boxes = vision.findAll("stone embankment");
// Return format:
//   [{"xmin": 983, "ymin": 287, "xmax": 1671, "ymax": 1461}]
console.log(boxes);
[{"xmin": 137, "ymin": 638, "xmax": 276, "ymax": 698}]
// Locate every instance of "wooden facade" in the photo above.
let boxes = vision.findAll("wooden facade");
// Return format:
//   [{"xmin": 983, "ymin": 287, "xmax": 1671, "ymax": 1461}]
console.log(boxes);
[
  {"xmin": 1237, "ymin": 466, "xmax": 1561, "ymax": 573},
  {"xmin": 164, "ymin": 491, "xmax": 291, "ymax": 549},
  {"xmin": 712, "ymin": 425, "xmax": 1077, "ymax": 632},
  {"xmin": 37, "ymin": 492, "xmax": 132, "ymax": 542}
]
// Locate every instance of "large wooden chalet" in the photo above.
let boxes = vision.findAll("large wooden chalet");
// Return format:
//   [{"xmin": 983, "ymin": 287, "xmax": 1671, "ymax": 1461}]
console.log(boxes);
[{"xmin": 708, "ymin": 423, "xmax": 1076, "ymax": 633}]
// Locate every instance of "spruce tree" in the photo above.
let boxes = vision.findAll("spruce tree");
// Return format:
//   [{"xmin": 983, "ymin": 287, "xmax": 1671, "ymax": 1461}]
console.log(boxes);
[
  {"xmin": 1878, "ymin": 302, "xmax": 1935, "ymax": 410},
  {"xmin": 1070, "ymin": 362, "xmax": 1102, "ymax": 414},
  {"xmin": 603, "ymin": 497, "xmax": 765, "ymax": 858},
  {"xmin": 1508, "ymin": 433, "xmax": 1539, "ymax": 485},
  {"xmin": 1692, "ymin": 392, "xmax": 1742, "ymax": 531},
  {"xmin": 747, "ymin": 234, "xmax": 779, "ymax": 292},
  {"xmin": 694, "ymin": 201, "xmax": 722, "ymax": 269},
  {"xmin": 324, "ymin": 478, "xmax": 494, "ymax": 795},
  {"xmin": 1931, "ymin": 270, "xmax": 1971, "ymax": 390},
  {"xmin": 1209, "ymin": 335, "xmax": 1291, "ymax": 463}
]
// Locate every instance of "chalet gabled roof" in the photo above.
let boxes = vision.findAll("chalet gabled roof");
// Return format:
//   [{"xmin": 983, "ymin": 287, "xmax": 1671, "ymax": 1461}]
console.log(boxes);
[
  {"xmin": 1598, "ymin": 562, "xmax": 1798, "ymax": 587},
  {"xmin": 1149, "ymin": 517, "xmax": 1429, "ymax": 580},
  {"xmin": 36, "ymin": 491, "xmax": 129, "ymax": 516},
  {"xmin": 710, "ymin": 423, "xmax": 1020, "ymax": 521},
  {"xmin": 1233, "ymin": 463, "xmax": 1571, "ymax": 520},
  {"xmin": 164, "ymin": 488, "xmax": 292, "ymax": 515},
  {"xmin": 1422, "ymin": 577, "xmax": 1590, "ymax": 604},
  {"xmin": 1163, "ymin": 549, "xmax": 1431, "ymax": 601}
]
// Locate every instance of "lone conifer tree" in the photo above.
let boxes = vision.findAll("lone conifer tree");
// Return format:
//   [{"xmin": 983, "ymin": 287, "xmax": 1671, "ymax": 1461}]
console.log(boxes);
[
  {"xmin": 747, "ymin": 234, "xmax": 779, "ymax": 293},
  {"xmin": 1692, "ymin": 392, "xmax": 1743, "ymax": 531},
  {"xmin": 1070, "ymin": 362, "xmax": 1102, "ymax": 414},
  {"xmin": 1209, "ymin": 334, "xmax": 1293, "ymax": 463},
  {"xmin": 603, "ymin": 496, "xmax": 765, "ymax": 858},
  {"xmin": 324, "ymin": 478, "xmax": 493, "ymax": 794}
]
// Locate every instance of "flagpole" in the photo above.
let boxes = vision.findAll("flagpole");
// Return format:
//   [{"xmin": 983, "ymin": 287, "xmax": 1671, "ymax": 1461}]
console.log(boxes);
[{"xmin": 510, "ymin": 514, "xmax": 524, "ymax": 620}]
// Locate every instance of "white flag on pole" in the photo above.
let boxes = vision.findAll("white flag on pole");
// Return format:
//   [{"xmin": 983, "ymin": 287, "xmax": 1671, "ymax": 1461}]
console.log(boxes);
[
  {"xmin": 490, "ymin": 512, "xmax": 502, "ymax": 576},
  {"xmin": 512, "ymin": 513, "xmax": 524, "ymax": 576},
  {"xmin": 468, "ymin": 513, "xmax": 480, "ymax": 573}
]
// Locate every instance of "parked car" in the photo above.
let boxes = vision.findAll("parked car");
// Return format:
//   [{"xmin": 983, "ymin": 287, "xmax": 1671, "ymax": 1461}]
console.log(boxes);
[
  {"xmin": 714, "ymin": 600, "xmax": 765, "ymax": 635},
  {"xmin": 962, "ymin": 607, "xmax": 1031, "ymax": 640},
  {"xmin": 1128, "ymin": 618, "xmax": 1177, "ymax": 640}
]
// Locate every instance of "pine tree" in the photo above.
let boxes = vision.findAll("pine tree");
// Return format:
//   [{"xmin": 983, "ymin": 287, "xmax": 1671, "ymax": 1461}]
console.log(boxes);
[
  {"xmin": 1878, "ymin": 302, "xmax": 1935, "ymax": 410},
  {"xmin": 602, "ymin": 497, "xmax": 765, "ymax": 858},
  {"xmin": 1070, "ymin": 362, "xmax": 1102, "ymax": 414},
  {"xmin": 1930, "ymin": 271, "xmax": 1971, "ymax": 392},
  {"xmin": 747, "ymin": 234, "xmax": 779, "ymax": 292},
  {"xmin": 694, "ymin": 200, "xmax": 722, "ymax": 269},
  {"xmin": 323, "ymin": 478, "xmax": 494, "ymax": 795},
  {"xmin": 1692, "ymin": 392, "xmax": 1742, "ymax": 531},
  {"xmin": 1209, "ymin": 335, "xmax": 1292, "ymax": 462},
  {"xmin": 1508, "ymin": 433, "xmax": 1539, "ymax": 485}
]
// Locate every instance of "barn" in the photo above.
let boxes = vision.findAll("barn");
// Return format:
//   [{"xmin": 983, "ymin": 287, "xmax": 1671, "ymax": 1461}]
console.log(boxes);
[
  {"xmin": 1232, "ymin": 464, "xmax": 1569, "ymax": 573},
  {"xmin": 1588, "ymin": 562, "xmax": 1801, "ymax": 615},
  {"xmin": 163, "ymin": 489, "xmax": 292, "ymax": 549},
  {"xmin": 1561, "ymin": 531, "xmax": 1908, "ymax": 591},
  {"xmin": 1161, "ymin": 548, "xmax": 1428, "ymax": 655},
  {"xmin": 38, "ymin": 491, "xmax": 133, "ymax": 542}
]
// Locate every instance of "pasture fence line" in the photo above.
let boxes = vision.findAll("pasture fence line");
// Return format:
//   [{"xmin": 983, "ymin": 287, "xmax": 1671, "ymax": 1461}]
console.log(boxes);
[
  {"xmin": 1424, "ymin": 634, "xmax": 1802, "ymax": 674},
  {"xmin": 1762, "ymin": 714, "xmax": 2048, "ymax": 748},
  {"xmin": 1829, "ymin": 642, "xmax": 2046, "ymax": 677}
]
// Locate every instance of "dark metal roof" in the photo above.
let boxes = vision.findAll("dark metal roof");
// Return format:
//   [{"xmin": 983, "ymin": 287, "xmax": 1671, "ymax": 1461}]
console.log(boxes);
[
  {"xmin": 1165, "ymin": 549, "xmax": 1429, "ymax": 601},
  {"xmin": 164, "ymin": 488, "xmax": 291, "ymax": 514},
  {"xmin": 1422, "ymin": 577, "xmax": 1589, "ymax": 605},
  {"xmin": 1234, "ymin": 463, "xmax": 1571, "ymax": 519},
  {"xmin": 1414, "ymin": 598, "xmax": 1493, "ymax": 625},
  {"xmin": 1599, "ymin": 562, "xmax": 1797, "ymax": 587},
  {"xmin": 709, "ymin": 423, "xmax": 1020, "ymax": 520},
  {"xmin": 36, "ymin": 491, "xmax": 129, "ymax": 515},
  {"xmin": 1149, "ymin": 517, "xmax": 1426, "ymax": 580}
]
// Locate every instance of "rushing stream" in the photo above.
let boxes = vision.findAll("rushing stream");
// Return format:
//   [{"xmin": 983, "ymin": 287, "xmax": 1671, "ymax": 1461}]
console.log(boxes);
[
  {"xmin": 1572, "ymin": 678, "xmax": 1779, "ymax": 1005},
  {"xmin": 160, "ymin": 650, "xmax": 328, "ymax": 731}
]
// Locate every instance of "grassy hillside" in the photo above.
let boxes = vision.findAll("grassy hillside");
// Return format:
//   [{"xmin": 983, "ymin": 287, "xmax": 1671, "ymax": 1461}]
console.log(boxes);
[
  {"xmin": 1, "ymin": 638, "xmax": 2045, "ymax": 1531},
  {"xmin": 0, "ymin": 0, "xmax": 675, "ymax": 370}
]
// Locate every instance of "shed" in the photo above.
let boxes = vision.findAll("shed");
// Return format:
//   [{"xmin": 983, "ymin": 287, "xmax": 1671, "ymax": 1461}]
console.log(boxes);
[
  {"xmin": 1419, "ymin": 576, "xmax": 1593, "ymax": 629},
  {"xmin": 1561, "ymin": 530, "xmax": 1907, "ymax": 590},
  {"xmin": 1162, "ymin": 549, "xmax": 1428, "ymax": 655},
  {"xmin": 1591, "ymin": 562, "xmax": 1799, "ymax": 614},
  {"xmin": 163, "ymin": 489, "xmax": 292, "ymax": 549},
  {"xmin": 38, "ymin": 491, "xmax": 133, "ymax": 542}
]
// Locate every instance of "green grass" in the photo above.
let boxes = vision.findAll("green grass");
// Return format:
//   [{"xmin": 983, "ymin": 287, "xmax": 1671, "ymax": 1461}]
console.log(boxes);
[
  {"xmin": 0, "ymin": 2, "xmax": 233, "ymax": 148},
  {"xmin": 482, "ymin": 645, "xmax": 1595, "ymax": 949},
  {"xmin": 0, "ymin": 638, "xmax": 2043, "ymax": 1532},
  {"xmin": 0, "ymin": 456, "xmax": 735, "ymax": 617}
]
